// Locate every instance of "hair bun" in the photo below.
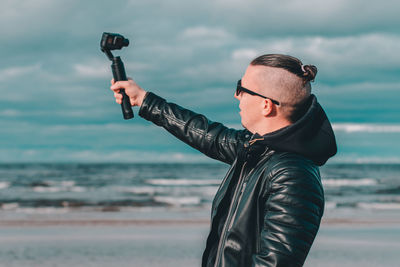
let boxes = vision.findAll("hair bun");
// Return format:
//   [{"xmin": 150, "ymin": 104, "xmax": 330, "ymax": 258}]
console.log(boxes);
[{"xmin": 302, "ymin": 64, "xmax": 317, "ymax": 82}]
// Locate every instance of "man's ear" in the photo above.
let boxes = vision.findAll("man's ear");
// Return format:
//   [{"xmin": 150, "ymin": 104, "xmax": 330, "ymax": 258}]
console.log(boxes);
[{"xmin": 261, "ymin": 98, "xmax": 274, "ymax": 117}]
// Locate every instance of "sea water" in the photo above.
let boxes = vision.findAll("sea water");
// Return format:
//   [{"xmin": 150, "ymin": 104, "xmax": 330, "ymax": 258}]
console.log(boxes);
[{"xmin": 0, "ymin": 163, "xmax": 400, "ymax": 216}]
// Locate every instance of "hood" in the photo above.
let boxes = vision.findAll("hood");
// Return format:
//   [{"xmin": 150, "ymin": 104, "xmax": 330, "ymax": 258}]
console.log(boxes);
[{"xmin": 250, "ymin": 94, "xmax": 337, "ymax": 166}]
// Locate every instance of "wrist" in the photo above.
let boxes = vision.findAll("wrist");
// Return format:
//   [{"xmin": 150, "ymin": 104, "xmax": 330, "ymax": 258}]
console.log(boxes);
[{"xmin": 138, "ymin": 90, "xmax": 148, "ymax": 107}]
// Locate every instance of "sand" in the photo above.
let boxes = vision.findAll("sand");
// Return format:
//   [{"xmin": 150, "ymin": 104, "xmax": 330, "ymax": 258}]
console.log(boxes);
[{"xmin": 1, "ymin": 208, "xmax": 400, "ymax": 266}]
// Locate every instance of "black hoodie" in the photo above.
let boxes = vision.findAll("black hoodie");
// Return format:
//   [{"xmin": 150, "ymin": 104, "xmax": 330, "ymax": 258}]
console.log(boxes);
[{"xmin": 250, "ymin": 94, "xmax": 337, "ymax": 166}]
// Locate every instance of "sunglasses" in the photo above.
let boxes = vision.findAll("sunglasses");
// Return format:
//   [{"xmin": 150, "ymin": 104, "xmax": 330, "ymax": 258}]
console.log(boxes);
[{"xmin": 236, "ymin": 80, "xmax": 280, "ymax": 106}]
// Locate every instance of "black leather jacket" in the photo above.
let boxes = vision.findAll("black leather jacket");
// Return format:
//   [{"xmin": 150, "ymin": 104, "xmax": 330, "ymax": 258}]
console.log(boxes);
[{"xmin": 139, "ymin": 92, "xmax": 337, "ymax": 267}]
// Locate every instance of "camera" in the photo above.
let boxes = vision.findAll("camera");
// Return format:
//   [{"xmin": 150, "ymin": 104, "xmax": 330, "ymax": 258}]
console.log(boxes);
[{"xmin": 100, "ymin": 32, "xmax": 129, "ymax": 52}]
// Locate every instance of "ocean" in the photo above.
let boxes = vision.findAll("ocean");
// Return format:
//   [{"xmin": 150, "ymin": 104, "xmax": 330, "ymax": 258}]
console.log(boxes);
[{"xmin": 1, "ymin": 162, "xmax": 399, "ymax": 216}]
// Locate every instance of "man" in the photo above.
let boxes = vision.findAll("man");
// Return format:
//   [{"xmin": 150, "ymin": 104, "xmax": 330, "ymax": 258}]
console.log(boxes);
[{"xmin": 110, "ymin": 54, "xmax": 337, "ymax": 266}]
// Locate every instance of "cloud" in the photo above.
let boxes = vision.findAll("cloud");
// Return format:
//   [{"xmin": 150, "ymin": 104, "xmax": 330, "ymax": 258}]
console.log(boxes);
[
  {"xmin": 0, "ymin": 64, "xmax": 41, "ymax": 81},
  {"xmin": 219, "ymin": 33, "xmax": 400, "ymax": 84},
  {"xmin": 179, "ymin": 26, "xmax": 233, "ymax": 46},
  {"xmin": 74, "ymin": 62, "xmax": 109, "ymax": 78},
  {"xmin": 232, "ymin": 49, "xmax": 258, "ymax": 61},
  {"xmin": 212, "ymin": 0, "xmax": 400, "ymax": 36},
  {"xmin": 180, "ymin": 26, "xmax": 231, "ymax": 39},
  {"xmin": 0, "ymin": 109, "xmax": 21, "ymax": 117}
]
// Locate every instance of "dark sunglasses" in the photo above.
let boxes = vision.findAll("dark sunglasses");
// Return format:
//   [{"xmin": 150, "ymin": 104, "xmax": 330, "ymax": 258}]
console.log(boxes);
[{"xmin": 236, "ymin": 80, "xmax": 280, "ymax": 106}]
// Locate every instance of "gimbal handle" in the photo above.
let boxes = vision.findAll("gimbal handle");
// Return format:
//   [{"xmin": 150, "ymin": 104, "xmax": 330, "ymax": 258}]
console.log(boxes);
[{"xmin": 111, "ymin": 56, "xmax": 134, "ymax": 120}]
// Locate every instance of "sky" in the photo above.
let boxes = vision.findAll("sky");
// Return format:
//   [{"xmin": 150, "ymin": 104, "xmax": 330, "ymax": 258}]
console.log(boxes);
[{"xmin": 1, "ymin": 0, "xmax": 399, "ymax": 163}]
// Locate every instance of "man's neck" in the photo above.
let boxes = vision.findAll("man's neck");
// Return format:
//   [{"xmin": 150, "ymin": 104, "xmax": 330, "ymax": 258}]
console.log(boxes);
[{"xmin": 253, "ymin": 119, "xmax": 292, "ymax": 136}]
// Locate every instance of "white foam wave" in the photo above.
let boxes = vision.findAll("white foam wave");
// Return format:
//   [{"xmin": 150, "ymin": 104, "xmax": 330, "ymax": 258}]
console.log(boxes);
[
  {"xmin": 329, "ymin": 157, "xmax": 400, "ymax": 164},
  {"xmin": 60, "ymin": 180, "xmax": 75, "ymax": 187},
  {"xmin": 44, "ymin": 180, "xmax": 76, "ymax": 187},
  {"xmin": 153, "ymin": 196, "xmax": 202, "ymax": 206},
  {"xmin": 70, "ymin": 186, "xmax": 86, "ymax": 192},
  {"xmin": 0, "ymin": 182, "xmax": 10, "ymax": 189},
  {"xmin": 33, "ymin": 186, "xmax": 86, "ymax": 193},
  {"xmin": 322, "ymin": 178, "xmax": 377, "ymax": 187},
  {"xmin": 146, "ymin": 179, "xmax": 221, "ymax": 186},
  {"xmin": 324, "ymin": 201, "xmax": 400, "ymax": 210},
  {"xmin": 333, "ymin": 123, "xmax": 400, "ymax": 133},
  {"xmin": 118, "ymin": 185, "xmax": 218, "ymax": 199},
  {"xmin": 33, "ymin": 186, "xmax": 62, "ymax": 193},
  {"xmin": 15, "ymin": 207, "xmax": 70, "ymax": 214},
  {"xmin": 32, "ymin": 180, "xmax": 82, "ymax": 193},
  {"xmin": 357, "ymin": 202, "xmax": 400, "ymax": 210},
  {"xmin": 1, "ymin": 202, "xmax": 19, "ymax": 210},
  {"xmin": 201, "ymin": 186, "xmax": 219, "ymax": 197},
  {"xmin": 121, "ymin": 186, "xmax": 157, "ymax": 195},
  {"xmin": 325, "ymin": 201, "xmax": 337, "ymax": 209}
]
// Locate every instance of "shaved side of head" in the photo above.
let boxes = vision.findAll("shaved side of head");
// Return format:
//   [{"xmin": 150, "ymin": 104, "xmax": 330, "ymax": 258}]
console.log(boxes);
[
  {"xmin": 254, "ymin": 66, "xmax": 310, "ymax": 106},
  {"xmin": 250, "ymin": 54, "xmax": 317, "ymax": 122}
]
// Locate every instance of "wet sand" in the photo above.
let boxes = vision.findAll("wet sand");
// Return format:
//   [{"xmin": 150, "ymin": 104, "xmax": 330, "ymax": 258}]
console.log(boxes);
[{"xmin": 1, "ymin": 209, "xmax": 400, "ymax": 266}]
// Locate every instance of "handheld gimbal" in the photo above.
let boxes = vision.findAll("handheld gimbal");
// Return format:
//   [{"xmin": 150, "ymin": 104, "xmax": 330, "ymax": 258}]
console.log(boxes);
[{"xmin": 100, "ymin": 32, "xmax": 133, "ymax": 120}]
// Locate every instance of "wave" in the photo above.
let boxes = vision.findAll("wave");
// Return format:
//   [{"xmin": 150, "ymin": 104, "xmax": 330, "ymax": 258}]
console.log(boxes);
[
  {"xmin": 120, "ymin": 186, "xmax": 158, "ymax": 195},
  {"xmin": 119, "ymin": 185, "xmax": 218, "ymax": 196},
  {"xmin": 15, "ymin": 207, "xmax": 70, "ymax": 214},
  {"xmin": 0, "ymin": 182, "xmax": 10, "ymax": 190},
  {"xmin": 33, "ymin": 186, "xmax": 86, "ymax": 193},
  {"xmin": 325, "ymin": 201, "xmax": 400, "ymax": 210},
  {"xmin": 332, "ymin": 123, "xmax": 400, "ymax": 133},
  {"xmin": 0, "ymin": 197, "xmax": 202, "ymax": 209},
  {"xmin": 29, "ymin": 180, "xmax": 84, "ymax": 193},
  {"xmin": 1, "ymin": 202, "xmax": 19, "ymax": 210},
  {"xmin": 146, "ymin": 179, "xmax": 221, "ymax": 186},
  {"xmin": 322, "ymin": 178, "xmax": 377, "ymax": 187},
  {"xmin": 325, "ymin": 201, "xmax": 337, "ymax": 210},
  {"xmin": 153, "ymin": 196, "xmax": 202, "ymax": 206},
  {"xmin": 357, "ymin": 202, "xmax": 400, "ymax": 210},
  {"xmin": 329, "ymin": 157, "xmax": 400, "ymax": 164}
]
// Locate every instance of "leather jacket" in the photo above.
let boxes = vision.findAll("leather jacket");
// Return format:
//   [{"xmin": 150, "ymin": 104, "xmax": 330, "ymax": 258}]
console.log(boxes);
[{"xmin": 139, "ymin": 92, "xmax": 337, "ymax": 267}]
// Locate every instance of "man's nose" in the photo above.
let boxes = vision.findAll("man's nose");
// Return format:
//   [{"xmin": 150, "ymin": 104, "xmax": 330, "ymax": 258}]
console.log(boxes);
[{"xmin": 234, "ymin": 91, "xmax": 241, "ymax": 100}]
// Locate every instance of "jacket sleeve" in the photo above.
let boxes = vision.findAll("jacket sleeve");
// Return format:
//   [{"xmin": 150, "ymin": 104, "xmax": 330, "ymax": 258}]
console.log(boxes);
[
  {"xmin": 138, "ymin": 92, "xmax": 246, "ymax": 164},
  {"xmin": 252, "ymin": 158, "xmax": 324, "ymax": 267}
]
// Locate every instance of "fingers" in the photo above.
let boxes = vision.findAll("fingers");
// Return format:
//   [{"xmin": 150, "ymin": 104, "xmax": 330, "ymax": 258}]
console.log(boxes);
[
  {"xmin": 109, "ymin": 78, "xmax": 145, "ymax": 107},
  {"xmin": 114, "ymin": 92, "xmax": 122, "ymax": 104},
  {"xmin": 111, "ymin": 78, "xmax": 131, "ymax": 85},
  {"xmin": 110, "ymin": 80, "xmax": 132, "ymax": 92},
  {"xmin": 114, "ymin": 92, "xmax": 123, "ymax": 100},
  {"xmin": 111, "ymin": 81, "xmax": 125, "ymax": 104}
]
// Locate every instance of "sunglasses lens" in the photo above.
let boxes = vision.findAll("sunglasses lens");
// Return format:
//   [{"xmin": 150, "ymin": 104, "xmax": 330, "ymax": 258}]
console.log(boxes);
[{"xmin": 236, "ymin": 85, "xmax": 242, "ymax": 96}]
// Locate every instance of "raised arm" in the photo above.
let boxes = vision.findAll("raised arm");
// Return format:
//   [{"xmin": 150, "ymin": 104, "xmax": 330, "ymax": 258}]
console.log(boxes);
[{"xmin": 111, "ymin": 79, "xmax": 246, "ymax": 164}]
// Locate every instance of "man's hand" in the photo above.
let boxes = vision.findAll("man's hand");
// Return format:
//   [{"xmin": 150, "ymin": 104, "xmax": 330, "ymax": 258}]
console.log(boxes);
[{"xmin": 110, "ymin": 78, "xmax": 147, "ymax": 107}]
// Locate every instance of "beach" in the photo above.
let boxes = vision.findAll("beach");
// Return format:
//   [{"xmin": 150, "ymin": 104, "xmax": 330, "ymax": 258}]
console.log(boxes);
[{"xmin": 1, "ymin": 207, "xmax": 400, "ymax": 267}]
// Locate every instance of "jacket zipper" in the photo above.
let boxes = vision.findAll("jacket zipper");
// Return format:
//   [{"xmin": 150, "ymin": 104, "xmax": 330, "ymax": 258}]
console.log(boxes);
[
  {"xmin": 211, "ymin": 158, "xmax": 238, "ymax": 218},
  {"xmin": 227, "ymin": 181, "xmax": 247, "ymax": 232},
  {"xmin": 214, "ymin": 161, "xmax": 247, "ymax": 267}
]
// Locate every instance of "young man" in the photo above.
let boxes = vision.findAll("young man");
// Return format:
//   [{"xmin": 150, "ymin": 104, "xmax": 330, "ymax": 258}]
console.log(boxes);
[{"xmin": 110, "ymin": 54, "xmax": 337, "ymax": 266}]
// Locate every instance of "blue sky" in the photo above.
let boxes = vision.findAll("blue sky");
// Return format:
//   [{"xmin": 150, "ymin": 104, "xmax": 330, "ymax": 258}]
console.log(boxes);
[{"xmin": 1, "ymin": 0, "xmax": 399, "ymax": 163}]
